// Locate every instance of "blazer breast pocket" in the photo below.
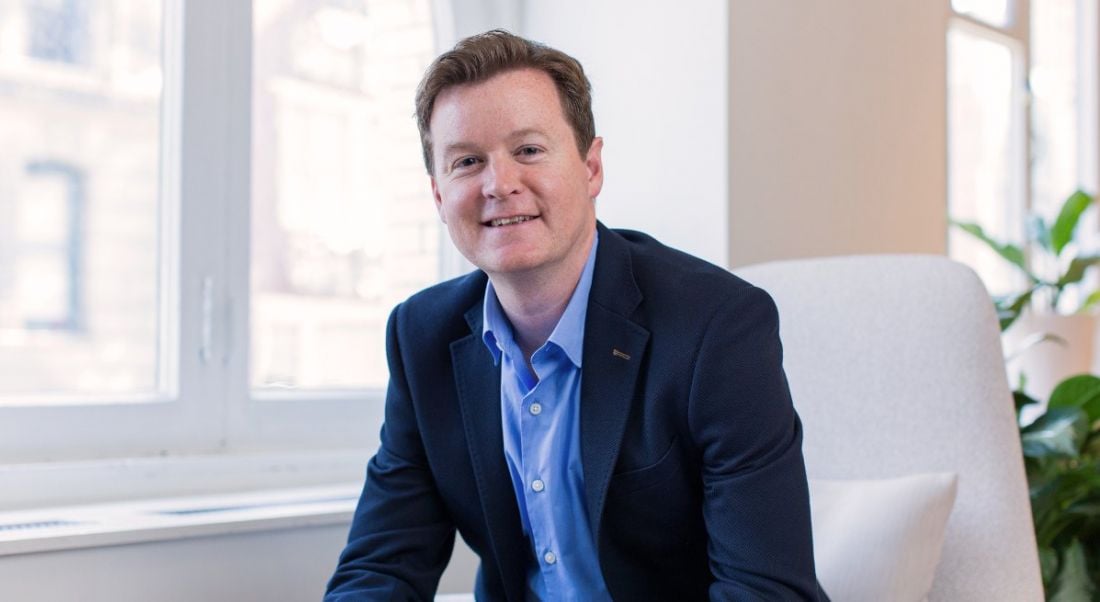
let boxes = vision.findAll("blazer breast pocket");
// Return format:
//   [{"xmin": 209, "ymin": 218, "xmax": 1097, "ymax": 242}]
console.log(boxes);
[{"xmin": 607, "ymin": 436, "xmax": 681, "ymax": 497}]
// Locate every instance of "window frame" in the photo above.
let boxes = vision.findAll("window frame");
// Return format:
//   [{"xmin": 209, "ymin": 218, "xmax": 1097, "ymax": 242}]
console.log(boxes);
[
  {"xmin": 947, "ymin": 0, "xmax": 1100, "ymax": 296},
  {"xmin": 0, "ymin": 0, "xmax": 457, "ymax": 468},
  {"xmin": 946, "ymin": 6, "xmax": 1031, "ymax": 287}
]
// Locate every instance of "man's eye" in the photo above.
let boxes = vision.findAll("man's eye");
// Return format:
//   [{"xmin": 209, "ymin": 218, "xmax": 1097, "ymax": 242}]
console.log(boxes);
[
  {"xmin": 517, "ymin": 146, "xmax": 542, "ymax": 157},
  {"xmin": 453, "ymin": 157, "xmax": 480, "ymax": 169}
]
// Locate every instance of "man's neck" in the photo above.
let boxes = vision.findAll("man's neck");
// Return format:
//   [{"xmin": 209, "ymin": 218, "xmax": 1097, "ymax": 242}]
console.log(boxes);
[{"xmin": 490, "ymin": 229, "xmax": 596, "ymax": 362}]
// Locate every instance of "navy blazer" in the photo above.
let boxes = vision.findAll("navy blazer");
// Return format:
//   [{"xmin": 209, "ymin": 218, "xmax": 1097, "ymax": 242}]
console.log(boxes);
[{"xmin": 326, "ymin": 224, "xmax": 824, "ymax": 601}]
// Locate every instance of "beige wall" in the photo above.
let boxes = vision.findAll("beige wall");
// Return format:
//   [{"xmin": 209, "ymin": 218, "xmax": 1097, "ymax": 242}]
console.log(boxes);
[{"xmin": 729, "ymin": 0, "xmax": 950, "ymax": 267}]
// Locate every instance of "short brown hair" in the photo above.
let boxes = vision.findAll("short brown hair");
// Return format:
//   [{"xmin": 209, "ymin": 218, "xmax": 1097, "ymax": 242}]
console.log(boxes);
[{"xmin": 415, "ymin": 29, "xmax": 595, "ymax": 174}]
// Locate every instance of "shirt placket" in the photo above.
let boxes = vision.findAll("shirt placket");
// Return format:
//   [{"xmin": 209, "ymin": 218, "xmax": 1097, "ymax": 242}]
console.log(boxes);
[{"xmin": 522, "ymin": 353, "xmax": 560, "ymax": 600}]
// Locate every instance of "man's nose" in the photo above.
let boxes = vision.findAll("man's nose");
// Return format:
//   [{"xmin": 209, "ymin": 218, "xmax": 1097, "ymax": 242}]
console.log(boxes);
[{"xmin": 481, "ymin": 157, "xmax": 523, "ymax": 199}]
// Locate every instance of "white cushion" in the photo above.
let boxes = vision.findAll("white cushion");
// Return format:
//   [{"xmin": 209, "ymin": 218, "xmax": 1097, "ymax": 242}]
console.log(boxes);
[{"xmin": 811, "ymin": 473, "xmax": 958, "ymax": 602}]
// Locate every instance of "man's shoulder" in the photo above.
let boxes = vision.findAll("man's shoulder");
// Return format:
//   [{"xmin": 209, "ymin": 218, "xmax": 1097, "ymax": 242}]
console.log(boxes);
[
  {"xmin": 600, "ymin": 226, "xmax": 780, "ymax": 339},
  {"xmin": 607, "ymin": 227, "xmax": 757, "ymax": 300},
  {"xmin": 391, "ymin": 269, "xmax": 487, "ymax": 339}
]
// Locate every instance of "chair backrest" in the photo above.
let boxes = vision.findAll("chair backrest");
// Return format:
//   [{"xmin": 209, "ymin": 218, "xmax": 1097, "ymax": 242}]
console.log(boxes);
[{"xmin": 738, "ymin": 255, "xmax": 1042, "ymax": 601}]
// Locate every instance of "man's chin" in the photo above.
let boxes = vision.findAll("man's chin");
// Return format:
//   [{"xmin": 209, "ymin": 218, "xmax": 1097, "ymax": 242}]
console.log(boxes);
[{"xmin": 475, "ymin": 252, "xmax": 552, "ymax": 280}]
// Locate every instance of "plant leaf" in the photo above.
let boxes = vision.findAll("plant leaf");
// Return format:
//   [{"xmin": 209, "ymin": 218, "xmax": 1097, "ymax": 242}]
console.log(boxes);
[
  {"xmin": 1049, "ymin": 540, "xmax": 1095, "ymax": 602},
  {"xmin": 1063, "ymin": 500, "xmax": 1100, "ymax": 520},
  {"xmin": 996, "ymin": 288, "xmax": 1036, "ymax": 331},
  {"xmin": 1057, "ymin": 255, "xmax": 1100, "ymax": 287},
  {"xmin": 952, "ymin": 220, "xmax": 1036, "ymax": 279},
  {"xmin": 1004, "ymin": 332, "xmax": 1068, "ymax": 363},
  {"xmin": 1038, "ymin": 546, "xmax": 1059, "ymax": 588},
  {"xmin": 1052, "ymin": 190, "xmax": 1095, "ymax": 256},
  {"xmin": 1029, "ymin": 214, "xmax": 1053, "ymax": 254},
  {"xmin": 1081, "ymin": 290, "xmax": 1100, "ymax": 312},
  {"xmin": 1015, "ymin": 390, "xmax": 1040, "ymax": 414},
  {"xmin": 1028, "ymin": 461, "xmax": 1100, "ymax": 559},
  {"xmin": 1049, "ymin": 375, "xmax": 1100, "ymax": 423},
  {"xmin": 1021, "ymin": 407, "xmax": 1089, "ymax": 458}
]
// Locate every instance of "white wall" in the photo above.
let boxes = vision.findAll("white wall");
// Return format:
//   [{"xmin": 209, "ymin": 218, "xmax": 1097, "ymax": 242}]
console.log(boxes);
[
  {"xmin": 728, "ymin": 0, "xmax": 950, "ymax": 267},
  {"xmin": 522, "ymin": 1, "xmax": 730, "ymax": 267},
  {"xmin": 0, "ymin": 526, "xmax": 348, "ymax": 602},
  {"xmin": 0, "ymin": 522, "xmax": 479, "ymax": 601}
]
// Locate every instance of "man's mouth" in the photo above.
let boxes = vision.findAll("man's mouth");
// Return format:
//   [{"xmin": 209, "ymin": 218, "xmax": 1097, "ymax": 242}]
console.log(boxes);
[{"xmin": 486, "ymin": 215, "xmax": 536, "ymax": 227}]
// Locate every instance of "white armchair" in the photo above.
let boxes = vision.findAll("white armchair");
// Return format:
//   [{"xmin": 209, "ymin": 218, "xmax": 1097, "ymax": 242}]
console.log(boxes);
[{"xmin": 739, "ymin": 254, "xmax": 1043, "ymax": 600}]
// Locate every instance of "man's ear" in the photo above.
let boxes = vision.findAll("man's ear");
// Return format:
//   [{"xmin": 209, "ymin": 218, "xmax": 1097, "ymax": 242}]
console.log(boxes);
[
  {"xmin": 430, "ymin": 177, "xmax": 447, "ymax": 223},
  {"xmin": 585, "ymin": 137, "xmax": 604, "ymax": 199}
]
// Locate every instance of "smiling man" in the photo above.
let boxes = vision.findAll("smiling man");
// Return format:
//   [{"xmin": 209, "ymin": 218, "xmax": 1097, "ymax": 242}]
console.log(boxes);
[{"xmin": 326, "ymin": 30, "xmax": 825, "ymax": 601}]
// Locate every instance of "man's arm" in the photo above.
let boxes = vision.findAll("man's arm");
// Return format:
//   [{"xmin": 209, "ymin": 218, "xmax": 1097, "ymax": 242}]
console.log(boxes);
[
  {"xmin": 325, "ymin": 304, "xmax": 456, "ymax": 601},
  {"xmin": 689, "ymin": 285, "xmax": 824, "ymax": 601}
]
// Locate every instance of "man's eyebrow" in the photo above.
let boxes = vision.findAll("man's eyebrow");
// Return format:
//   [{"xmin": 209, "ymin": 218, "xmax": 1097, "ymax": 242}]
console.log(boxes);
[
  {"xmin": 508, "ymin": 128, "xmax": 549, "ymax": 140},
  {"xmin": 439, "ymin": 141, "xmax": 480, "ymax": 157}
]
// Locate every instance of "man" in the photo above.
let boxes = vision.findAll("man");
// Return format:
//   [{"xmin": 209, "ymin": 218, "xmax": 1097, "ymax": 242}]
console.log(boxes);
[{"xmin": 326, "ymin": 30, "xmax": 824, "ymax": 601}]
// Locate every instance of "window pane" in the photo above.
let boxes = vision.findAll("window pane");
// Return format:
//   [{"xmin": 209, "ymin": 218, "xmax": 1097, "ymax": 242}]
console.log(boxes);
[
  {"xmin": 1031, "ymin": 0, "xmax": 1097, "ymax": 310},
  {"xmin": 1031, "ymin": 0, "xmax": 1081, "ymax": 215},
  {"xmin": 0, "ymin": 1, "xmax": 164, "ymax": 398},
  {"xmin": 952, "ymin": 0, "xmax": 1013, "ymax": 27},
  {"xmin": 947, "ymin": 27, "xmax": 1027, "ymax": 296},
  {"xmin": 252, "ymin": 0, "xmax": 439, "ymax": 391}
]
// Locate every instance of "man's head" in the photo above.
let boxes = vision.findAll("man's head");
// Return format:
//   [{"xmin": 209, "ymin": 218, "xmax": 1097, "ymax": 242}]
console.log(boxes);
[
  {"xmin": 415, "ymin": 29, "xmax": 595, "ymax": 175},
  {"xmin": 420, "ymin": 31, "xmax": 604, "ymax": 283}
]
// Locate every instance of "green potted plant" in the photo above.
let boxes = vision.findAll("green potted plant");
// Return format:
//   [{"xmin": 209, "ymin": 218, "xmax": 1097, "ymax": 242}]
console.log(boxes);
[
  {"xmin": 953, "ymin": 190, "xmax": 1099, "ymax": 330},
  {"xmin": 953, "ymin": 190, "xmax": 1099, "ymax": 400},
  {"xmin": 1018, "ymin": 373, "xmax": 1100, "ymax": 599}
]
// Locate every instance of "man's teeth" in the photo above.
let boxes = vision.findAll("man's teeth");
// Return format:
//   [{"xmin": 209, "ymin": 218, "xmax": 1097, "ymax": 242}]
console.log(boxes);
[{"xmin": 490, "ymin": 216, "xmax": 534, "ymax": 227}]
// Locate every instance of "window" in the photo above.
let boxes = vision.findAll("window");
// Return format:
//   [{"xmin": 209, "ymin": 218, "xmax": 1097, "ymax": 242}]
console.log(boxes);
[
  {"xmin": 26, "ymin": 0, "xmax": 90, "ymax": 65},
  {"xmin": 16, "ymin": 161, "xmax": 84, "ymax": 332},
  {"xmin": 948, "ymin": 0, "xmax": 1099, "ymax": 300},
  {"xmin": 952, "ymin": 0, "xmax": 1014, "ymax": 27},
  {"xmin": 0, "ymin": 2, "xmax": 162, "ymax": 402},
  {"xmin": 1030, "ymin": 0, "xmax": 1099, "ymax": 308},
  {"xmin": 0, "ymin": 1, "xmax": 445, "ymax": 468},
  {"xmin": 252, "ymin": 0, "xmax": 439, "ymax": 393}
]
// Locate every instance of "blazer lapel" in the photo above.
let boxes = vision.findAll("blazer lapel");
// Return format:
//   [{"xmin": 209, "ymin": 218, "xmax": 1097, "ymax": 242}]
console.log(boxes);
[
  {"xmin": 452, "ymin": 304, "xmax": 527, "ymax": 602},
  {"xmin": 581, "ymin": 225, "xmax": 650, "ymax": 542}
]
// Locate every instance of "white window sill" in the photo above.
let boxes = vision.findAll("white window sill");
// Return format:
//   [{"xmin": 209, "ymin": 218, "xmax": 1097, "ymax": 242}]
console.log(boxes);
[
  {"xmin": 0, "ymin": 448, "xmax": 374, "ymax": 512},
  {"xmin": 0, "ymin": 483, "xmax": 361, "ymax": 557}
]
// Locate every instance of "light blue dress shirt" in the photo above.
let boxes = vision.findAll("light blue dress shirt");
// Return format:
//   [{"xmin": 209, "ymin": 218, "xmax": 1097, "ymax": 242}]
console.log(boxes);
[{"xmin": 481, "ymin": 234, "xmax": 611, "ymax": 602}]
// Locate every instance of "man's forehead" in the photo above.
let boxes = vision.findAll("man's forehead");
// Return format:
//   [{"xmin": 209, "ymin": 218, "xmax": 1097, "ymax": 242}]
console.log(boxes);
[
  {"xmin": 431, "ymin": 69, "xmax": 563, "ymax": 124},
  {"xmin": 429, "ymin": 71, "xmax": 568, "ymax": 149},
  {"xmin": 438, "ymin": 127, "xmax": 550, "ymax": 151}
]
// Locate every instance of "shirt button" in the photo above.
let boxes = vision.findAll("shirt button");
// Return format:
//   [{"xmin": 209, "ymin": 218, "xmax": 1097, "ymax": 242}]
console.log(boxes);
[
  {"xmin": 529, "ymin": 402, "xmax": 542, "ymax": 415},
  {"xmin": 531, "ymin": 479, "xmax": 545, "ymax": 492},
  {"xmin": 544, "ymin": 551, "xmax": 557, "ymax": 565}
]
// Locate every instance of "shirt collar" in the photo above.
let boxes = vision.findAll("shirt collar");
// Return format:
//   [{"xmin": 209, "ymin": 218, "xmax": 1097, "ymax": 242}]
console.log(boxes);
[{"xmin": 481, "ymin": 231, "xmax": 599, "ymax": 368}]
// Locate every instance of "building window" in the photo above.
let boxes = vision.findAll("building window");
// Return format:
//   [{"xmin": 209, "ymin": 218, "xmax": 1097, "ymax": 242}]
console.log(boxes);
[
  {"xmin": 16, "ymin": 161, "xmax": 84, "ymax": 331},
  {"xmin": 26, "ymin": 0, "xmax": 90, "ymax": 65}
]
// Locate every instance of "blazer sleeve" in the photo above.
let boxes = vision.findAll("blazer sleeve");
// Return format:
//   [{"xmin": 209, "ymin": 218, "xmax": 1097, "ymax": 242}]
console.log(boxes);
[
  {"xmin": 688, "ymin": 285, "xmax": 825, "ymax": 601},
  {"xmin": 325, "ymin": 303, "xmax": 456, "ymax": 601}
]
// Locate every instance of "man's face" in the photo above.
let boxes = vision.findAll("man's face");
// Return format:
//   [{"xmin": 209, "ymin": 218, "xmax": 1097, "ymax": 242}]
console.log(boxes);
[{"xmin": 429, "ymin": 68, "xmax": 603, "ymax": 281}]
